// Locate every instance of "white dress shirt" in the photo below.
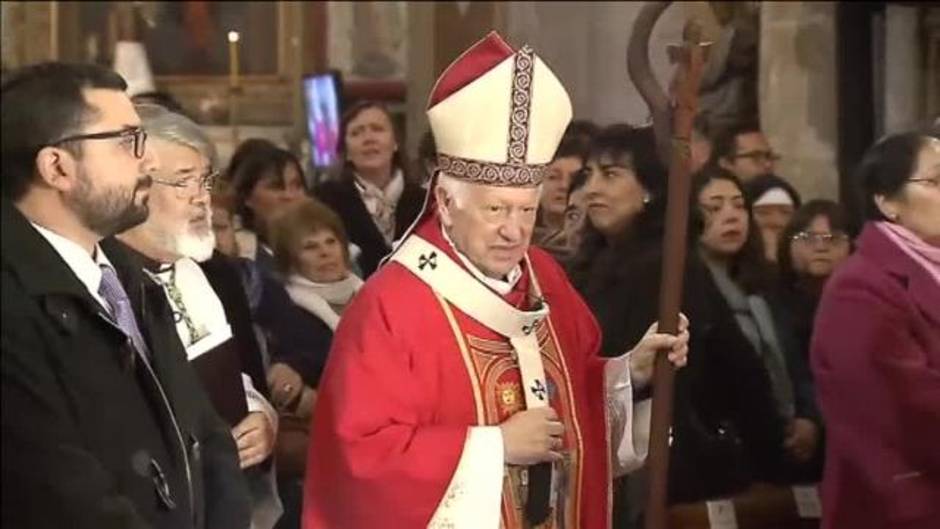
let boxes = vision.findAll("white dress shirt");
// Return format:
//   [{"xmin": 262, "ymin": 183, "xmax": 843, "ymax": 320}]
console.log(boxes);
[{"xmin": 30, "ymin": 222, "xmax": 113, "ymax": 310}]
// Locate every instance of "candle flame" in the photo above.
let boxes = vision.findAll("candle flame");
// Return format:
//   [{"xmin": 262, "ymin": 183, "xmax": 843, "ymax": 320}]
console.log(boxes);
[{"xmin": 228, "ymin": 31, "xmax": 240, "ymax": 43}]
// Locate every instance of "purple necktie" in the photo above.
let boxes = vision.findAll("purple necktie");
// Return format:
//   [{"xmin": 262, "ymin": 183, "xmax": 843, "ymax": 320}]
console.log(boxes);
[{"xmin": 98, "ymin": 264, "xmax": 151, "ymax": 360}]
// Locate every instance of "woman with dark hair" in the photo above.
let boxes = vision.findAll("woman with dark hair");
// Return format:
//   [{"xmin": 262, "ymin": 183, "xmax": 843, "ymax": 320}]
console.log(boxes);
[
  {"xmin": 743, "ymin": 173, "xmax": 802, "ymax": 263},
  {"xmin": 774, "ymin": 199, "xmax": 852, "ymax": 363},
  {"xmin": 811, "ymin": 132, "xmax": 940, "ymax": 529},
  {"xmin": 314, "ymin": 100, "xmax": 425, "ymax": 277},
  {"xmin": 568, "ymin": 127, "xmax": 785, "ymax": 525},
  {"xmin": 762, "ymin": 199, "xmax": 852, "ymax": 483},
  {"xmin": 231, "ymin": 146, "xmax": 308, "ymax": 265},
  {"xmin": 226, "ymin": 145, "xmax": 333, "ymax": 475},
  {"xmin": 694, "ymin": 168, "xmax": 822, "ymax": 477},
  {"xmin": 226, "ymin": 138, "xmax": 278, "ymax": 181},
  {"xmin": 568, "ymin": 124, "xmax": 668, "ymax": 305}
]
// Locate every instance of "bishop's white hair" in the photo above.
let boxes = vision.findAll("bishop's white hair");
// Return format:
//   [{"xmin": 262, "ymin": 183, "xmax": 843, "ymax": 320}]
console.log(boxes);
[{"xmin": 436, "ymin": 172, "xmax": 471, "ymax": 209}]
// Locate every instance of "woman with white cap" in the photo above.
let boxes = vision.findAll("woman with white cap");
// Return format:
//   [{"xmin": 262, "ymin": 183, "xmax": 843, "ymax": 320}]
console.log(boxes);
[{"xmin": 744, "ymin": 173, "xmax": 802, "ymax": 263}]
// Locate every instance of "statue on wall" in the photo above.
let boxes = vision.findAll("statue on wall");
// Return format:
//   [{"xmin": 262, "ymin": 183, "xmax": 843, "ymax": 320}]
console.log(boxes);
[
  {"xmin": 628, "ymin": 1, "xmax": 760, "ymax": 164},
  {"xmin": 350, "ymin": 2, "xmax": 405, "ymax": 79},
  {"xmin": 695, "ymin": 1, "xmax": 760, "ymax": 133}
]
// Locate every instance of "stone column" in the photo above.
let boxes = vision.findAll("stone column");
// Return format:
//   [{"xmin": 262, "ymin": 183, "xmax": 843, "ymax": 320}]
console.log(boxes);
[
  {"xmin": 405, "ymin": 2, "xmax": 436, "ymax": 158},
  {"xmin": 760, "ymin": 1, "xmax": 840, "ymax": 201},
  {"xmin": 404, "ymin": 1, "xmax": 508, "ymax": 157},
  {"xmin": 883, "ymin": 5, "xmax": 924, "ymax": 134}
]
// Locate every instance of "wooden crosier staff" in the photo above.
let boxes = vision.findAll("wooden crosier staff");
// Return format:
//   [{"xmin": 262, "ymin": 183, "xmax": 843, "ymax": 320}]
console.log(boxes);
[{"xmin": 627, "ymin": 4, "xmax": 710, "ymax": 529}]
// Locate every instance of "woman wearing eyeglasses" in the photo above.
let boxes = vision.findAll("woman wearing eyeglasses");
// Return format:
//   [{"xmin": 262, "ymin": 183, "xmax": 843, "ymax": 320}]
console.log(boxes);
[
  {"xmin": 764, "ymin": 200, "xmax": 853, "ymax": 483},
  {"xmin": 775, "ymin": 200, "xmax": 852, "ymax": 365},
  {"xmin": 811, "ymin": 132, "xmax": 940, "ymax": 529}
]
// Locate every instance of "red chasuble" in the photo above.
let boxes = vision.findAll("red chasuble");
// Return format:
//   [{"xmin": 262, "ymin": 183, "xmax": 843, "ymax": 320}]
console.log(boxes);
[{"xmin": 303, "ymin": 214, "xmax": 613, "ymax": 529}]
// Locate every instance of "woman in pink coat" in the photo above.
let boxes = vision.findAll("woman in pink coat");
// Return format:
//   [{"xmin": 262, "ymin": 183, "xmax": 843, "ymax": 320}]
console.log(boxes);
[{"xmin": 811, "ymin": 131, "xmax": 940, "ymax": 529}]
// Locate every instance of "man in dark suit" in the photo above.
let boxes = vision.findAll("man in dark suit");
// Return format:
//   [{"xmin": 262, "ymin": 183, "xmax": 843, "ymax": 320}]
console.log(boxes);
[{"xmin": 1, "ymin": 62, "xmax": 249, "ymax": 529}]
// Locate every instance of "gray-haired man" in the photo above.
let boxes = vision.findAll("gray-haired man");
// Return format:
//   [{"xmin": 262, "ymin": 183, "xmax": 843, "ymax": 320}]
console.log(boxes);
[{"xmin": 117, "ymin": 104, "xmax": 281, "ymax": 528}]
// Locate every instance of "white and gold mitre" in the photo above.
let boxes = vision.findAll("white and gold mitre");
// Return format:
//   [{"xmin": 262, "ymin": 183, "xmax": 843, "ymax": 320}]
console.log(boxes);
[{"xmin": 426, "ymin": 31, "xmax": 573, "ymax": 187}]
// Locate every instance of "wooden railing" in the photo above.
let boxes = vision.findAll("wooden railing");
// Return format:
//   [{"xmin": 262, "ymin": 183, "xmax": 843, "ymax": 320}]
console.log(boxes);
[{"xmin": 667, "ymin": 483, "xmax": 822, "ymax": 529}]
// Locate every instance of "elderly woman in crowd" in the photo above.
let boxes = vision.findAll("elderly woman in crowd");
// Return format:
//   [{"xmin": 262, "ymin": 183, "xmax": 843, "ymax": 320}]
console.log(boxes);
[
  {"xmin": 269, "ymin": 198, "xmax": 362, "ymax": 378},
  {"xmin": 811, "ymin": 132, "xmax": 940, "ymax": 529},
  {"xmin": 314, "ymin": 101, "xmax": 424, "ymax": 278}
]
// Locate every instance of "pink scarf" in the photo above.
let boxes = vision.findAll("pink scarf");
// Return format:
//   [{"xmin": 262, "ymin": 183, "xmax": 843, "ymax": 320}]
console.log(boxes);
[{"xmin": 875, "ymin": 221, "xmax": 940, "ymax": 287}]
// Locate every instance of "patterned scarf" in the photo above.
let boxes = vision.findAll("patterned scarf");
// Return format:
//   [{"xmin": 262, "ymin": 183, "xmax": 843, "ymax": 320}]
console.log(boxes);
[{"xmin": 355, "ymin": 169, "xmax": 405, "ymax": 245}]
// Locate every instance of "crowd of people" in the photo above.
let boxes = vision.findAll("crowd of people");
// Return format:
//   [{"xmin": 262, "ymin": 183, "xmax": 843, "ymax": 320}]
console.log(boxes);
[{"xmin": 2, "ymin": 37, "xmax": 938, "ymax": 529}]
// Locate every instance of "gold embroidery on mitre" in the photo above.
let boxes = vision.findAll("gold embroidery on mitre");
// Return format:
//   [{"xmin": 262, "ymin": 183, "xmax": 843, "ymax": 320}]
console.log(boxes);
[
  {"xmin": 434, "ymin": 45, "xmax": 545, "ymax": 188},
  {"xmin": 436, "ymin": 153, "xmax": 547, "ymax": 187}
]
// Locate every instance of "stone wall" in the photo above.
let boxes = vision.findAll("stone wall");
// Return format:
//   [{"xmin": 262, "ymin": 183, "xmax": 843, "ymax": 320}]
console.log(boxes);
[{"xmin": 759, "ymin": 1, "xmax": 839, "ymax": 201}]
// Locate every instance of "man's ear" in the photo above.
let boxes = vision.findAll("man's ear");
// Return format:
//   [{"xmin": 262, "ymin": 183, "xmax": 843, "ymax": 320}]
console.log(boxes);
[
  {"xmin": 35, "ymin": 146, "xmax": 79, "ymax": 192},
  {"xmin": 435, "ymin": 183, "xmax": 454, "ymax": 228}
]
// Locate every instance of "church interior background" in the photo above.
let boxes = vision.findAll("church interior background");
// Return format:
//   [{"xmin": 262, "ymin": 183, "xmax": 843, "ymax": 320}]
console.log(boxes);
[{"xmin": 2, "ymin": 0, "xmax": 937, "ymax": 225}]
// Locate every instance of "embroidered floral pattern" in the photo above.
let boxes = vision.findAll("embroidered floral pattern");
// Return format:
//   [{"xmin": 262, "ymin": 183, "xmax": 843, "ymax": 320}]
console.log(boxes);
[
  {"xmin": 436, "ymin": 153, "xmax": 547, "ymax": 187},
  {"xmin": 508, "ymin": 46, "xmax": 535, "ymax": 165}
]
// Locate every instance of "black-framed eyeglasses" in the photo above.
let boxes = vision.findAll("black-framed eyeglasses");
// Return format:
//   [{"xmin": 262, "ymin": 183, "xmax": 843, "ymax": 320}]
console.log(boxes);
[
  {"xmin": 51, "ymin": 127, "xmax": 148, "ymax": 159},
  {"xmin": 791, "ymin": 231, "xmax": 849, "ymax": 245},
  {"xmin": 151, "ymin": 169, "xmax": 219, "ymax": 197},
  {"xmin": 732, "ymin": 150, "xmax": 781, "ymax": 163}
]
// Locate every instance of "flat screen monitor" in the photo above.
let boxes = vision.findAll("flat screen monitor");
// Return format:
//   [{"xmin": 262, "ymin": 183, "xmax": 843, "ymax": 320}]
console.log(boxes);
[{"xmin": 303, "ymin": 72, "xmax": 342, "ymax": 168}]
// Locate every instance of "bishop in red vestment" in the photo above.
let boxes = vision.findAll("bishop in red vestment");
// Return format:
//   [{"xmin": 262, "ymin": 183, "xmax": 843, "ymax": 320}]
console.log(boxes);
[{"xmin": 303, "ymin": 32, "xmax": 688, "ymax": 529}]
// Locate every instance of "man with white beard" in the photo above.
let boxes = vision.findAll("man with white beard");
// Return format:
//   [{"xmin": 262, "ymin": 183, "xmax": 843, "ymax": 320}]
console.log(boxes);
[{"xmin": 117, "ymin": 104, "xmax": 281, "ymax": 529}]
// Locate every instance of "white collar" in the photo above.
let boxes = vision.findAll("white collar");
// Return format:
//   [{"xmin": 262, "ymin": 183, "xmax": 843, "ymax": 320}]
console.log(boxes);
[
  {"xmin": 30, "ymin": 222, "xmax": 113, "ymax": 309},
  {"xmin": 440, "ymin": 223, "xmax": 522, "ymax": 296}
]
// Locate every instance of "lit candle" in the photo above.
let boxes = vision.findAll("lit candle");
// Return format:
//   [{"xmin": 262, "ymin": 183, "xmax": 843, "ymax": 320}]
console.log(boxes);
[{"xmin": 228, "ymin": 31, "xmax": 240, "ymax": 89}]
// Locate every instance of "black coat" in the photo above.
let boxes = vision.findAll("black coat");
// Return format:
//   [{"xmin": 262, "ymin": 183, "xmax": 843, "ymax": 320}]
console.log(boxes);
[
  {"xmin": 314, "ymin": 175, "xmax": 425, "ymax": 278},
  {"xmin": 200, "ymin": 251, "xmax": 269, "ymax": 400},
  {"xmin": 574, "ymin": 240, "xmax": 788, "ymax": 503},
  {"xmin": 1, "ymin": 202, "xmax": 250, "ymax": 529},
  {"xmin": 767, "ymin": 284, "xmax": 822, "ymax": 423},
  {"xmin": 245, "ymin": 246, "xmax": 334, "ymax": 388}
]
